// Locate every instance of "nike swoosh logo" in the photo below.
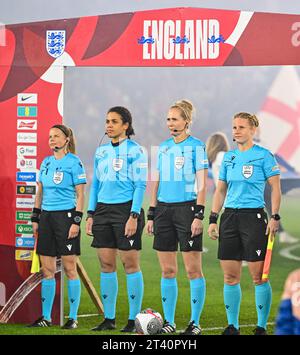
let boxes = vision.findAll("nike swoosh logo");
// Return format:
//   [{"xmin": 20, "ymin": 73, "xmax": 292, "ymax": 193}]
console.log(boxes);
[{"xmin": 21, "ymin": 96, "xmax": 32, "ymax": 101}]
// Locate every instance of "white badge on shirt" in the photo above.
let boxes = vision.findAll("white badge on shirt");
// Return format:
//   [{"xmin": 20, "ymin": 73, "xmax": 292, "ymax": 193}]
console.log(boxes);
[
  {"xmin": 112, "ymin": 158, "xmax": 123, "ymax": 172},
  {"xmin": 242, "ymin": 165, "xmax": 253, "ymax": 179},
  {"xmin": 175, "ymin": 156, "xmax": 185, "ymax": 170},
  {"xmin": 53, "ymin": 171, "xmax": 64, "ymax": 184}
]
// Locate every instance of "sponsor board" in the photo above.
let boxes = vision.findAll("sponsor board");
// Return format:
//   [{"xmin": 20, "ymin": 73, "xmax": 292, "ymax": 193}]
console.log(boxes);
[
  {"xmin": 16, "ymin": 211, "xmax": 32, "ymax": 221},
  {"xmin": 15, "ymin": 224, "xmax": 33, "ymax": 234},
  {"xmin": 15, "ymin": 250, "xmax": 33, "ymax": 261},
  {"xmin": 16, "ymin": 237, "xmax": 35, "ymax": 248},
  {"xmin": 17, "ymin": 158, "xmax": 37, "ymax": 170},
  {"xmin": 16, "ymin": 172, "xmax": 36, "ymax": 182},
  {"xmin": 17, "ymin": 132, "xmax": 37, "ymax": 143},
  {"xmin": 17, "ymin": 106, "xmax": 37, "ymax": 117},
  {"xmin": 16, "ymin": 197, "xmax": 35, "ymax": 208},
  {"xmin": 16, "ymin": 185, "xmax": 36, "ymax": 195},
  {"xmin": 17, "ymin": 145, "xmax": 37, "ymax": 157},
  {"xmin": 17, "ymin": 119, "xmax": 37, "ymax": 130},
  {"xmin": 17, "ymin": 93, "xmax": 38, "ymax": 104}
]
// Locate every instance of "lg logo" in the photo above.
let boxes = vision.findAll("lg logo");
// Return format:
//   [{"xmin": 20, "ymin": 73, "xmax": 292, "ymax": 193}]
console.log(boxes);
[
  {"xmin": 0, "ymin": 282, "xmax": 5, "ymax": 306},
  {"xmin": 291, "ymin": 22, "xmax": 300, "ymax": 47}
]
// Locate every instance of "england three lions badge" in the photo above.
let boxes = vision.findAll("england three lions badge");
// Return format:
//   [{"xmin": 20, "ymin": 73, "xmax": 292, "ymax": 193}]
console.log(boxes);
[{"xmin": 46, "ymin": 30, "xmax": 66, "ymax": 58}]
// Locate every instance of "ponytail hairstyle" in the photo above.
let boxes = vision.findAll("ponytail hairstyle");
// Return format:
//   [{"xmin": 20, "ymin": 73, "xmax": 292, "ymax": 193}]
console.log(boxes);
[
  {"xmin": 170, "ymin": 99, "xmax": 195, "ymax": 131},
  {"xmin": 107, "ymin": 106, "xmax": 135, "ymax": 138},
  {"xmin": 51, "ymin": 124, "xmax": 76, "ymax": 154},
  {"xmin": 206, "ymin": 132, "xmax": 230, "ymax": 163},
  {"xmin": 233, "ymin": 112, "xmax": 259, "ymax": 128}
]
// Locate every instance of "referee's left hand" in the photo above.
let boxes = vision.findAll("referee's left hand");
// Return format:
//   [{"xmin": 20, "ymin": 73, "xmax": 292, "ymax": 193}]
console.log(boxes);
[
  {"xmin": 68, "ymin": 224, "xmax": 80, "ymax": 239},
  {"xmin": 125, "ymin": 217, "xmax": 138, "ymax": 238},
  {"xmin": 266, "ymin": 219, "xmax": 279, "ymax": 240},
  {"xmin": 191, "ymin": 218, "xmax": 203, "ymax": 237}
]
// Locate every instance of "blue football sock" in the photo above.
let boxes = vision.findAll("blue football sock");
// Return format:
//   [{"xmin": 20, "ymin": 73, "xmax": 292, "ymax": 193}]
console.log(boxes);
[
  {"xmin": 68, "ymin": 279, "xmax": 81, "ymax": 320},
  {"xmin": 190, "ymin": 277, "xmax": 206, "ymax": 326},
  {"xmin": 255, "ymin": 281, "xmax": 272, "ymax": 329},
  {"xmin": 100, "ymin": 272, "xmax": 118, "ymax": 319},
  {"xmin": 41, "ymin": 278, "xmax": 56, "ymax": 322},
  {"xmin": 126, "ymin": 271, "xmax": 144, "ymax": 320},
  {"xmin": 161, "ymin": 277, "xmax": 178, "ymax": 326},
  {"xmin": 224, "ymin": 283, "xmax": 241, "ymax": 329}
]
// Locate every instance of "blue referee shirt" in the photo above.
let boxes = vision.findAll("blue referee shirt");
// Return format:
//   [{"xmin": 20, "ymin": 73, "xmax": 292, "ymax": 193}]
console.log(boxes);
[
  {"xmin": 88, "ymin": 139, "xmax": 147, "ymax": 214},
  {"xmin": 38, "ymin": 153, "xmax": 87, "ymax": 211},
  {"xmin": 219, "ymin": 144, "xmax": 280, "ymax": 209},
  {"xmin": 157, "ymin": 136, "xmax": 208, "ymax": 203}
]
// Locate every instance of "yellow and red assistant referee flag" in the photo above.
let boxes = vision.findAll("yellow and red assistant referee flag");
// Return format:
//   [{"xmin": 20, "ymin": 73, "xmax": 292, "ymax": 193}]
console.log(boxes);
[{"xmin": 262, "ymin": 233, "xmax": 275, "ymax": 281}]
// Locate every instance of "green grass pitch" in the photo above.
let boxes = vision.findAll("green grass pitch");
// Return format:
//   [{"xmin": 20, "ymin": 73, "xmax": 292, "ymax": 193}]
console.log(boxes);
[{"xmin": 1, "ymin": 195, "xmax": 299, "ymax": 335}]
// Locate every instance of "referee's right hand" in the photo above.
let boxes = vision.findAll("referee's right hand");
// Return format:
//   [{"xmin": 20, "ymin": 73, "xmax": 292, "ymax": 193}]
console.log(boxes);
[
  {"xmin": 146, "ymin": 221, "xmax": 154, "ymax": 235},
  {"xmin": 32, "ymin": 222, "xmax": 39, "ymax": 238},
  {"xmin": 208, "ymin": 223, "xmax": 219, "ymax": 240},
  {"xmin": 86, "ymin": 217, "xmax": 93, "ymax": 236}
]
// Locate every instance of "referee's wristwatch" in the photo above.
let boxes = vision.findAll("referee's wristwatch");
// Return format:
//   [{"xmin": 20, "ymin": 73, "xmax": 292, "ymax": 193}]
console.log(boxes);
[
  {"xmin": 130, "ymin": 212, "xmax": 139, "ymax": 219},
  {"xmin": 271, "ymin": 213, "xmax": 281, "ymax": 221}
]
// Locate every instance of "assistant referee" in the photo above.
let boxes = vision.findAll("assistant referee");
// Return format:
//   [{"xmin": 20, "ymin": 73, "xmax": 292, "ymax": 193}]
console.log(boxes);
[{"xmin": 208, "ymin": 112, "xmax": 281, "ymax": 335}]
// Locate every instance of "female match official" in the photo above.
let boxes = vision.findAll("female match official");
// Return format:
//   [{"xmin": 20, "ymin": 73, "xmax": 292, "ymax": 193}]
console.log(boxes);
[
  {"xmin": 146, "ymin": 99, "xmax": 208, "ymax": 335},
  {"xmin": 86, "ymin": 106, "xmax": 147, "ymax": 333},
  {"xmin": 208, "ymin": 112, "xmax": 281, "ymax": 335},
  {"xmin": 29, "ymin": 124, "xmax": 87, "ymax": 329}
]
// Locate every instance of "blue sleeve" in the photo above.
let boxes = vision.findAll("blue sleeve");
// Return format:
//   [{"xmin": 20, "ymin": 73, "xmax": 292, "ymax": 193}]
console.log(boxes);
[
  {"xmin": 218, "ymin": 155, "xmax": 227, "ymax": 181},
  {"xmin": 130, "ymin": 146, "xmax": 147, "ymax": 214},
  {"xmin": 87, "ymin": 152, "xmax": 100, "ymax": 212},
  {"xmin": 263, "ymin": 151, "xmax": 280, "ymax": 179},
  {"xmin": 71, "ymin": 157, "xmax": 87, "ymax": 185},
  {"xmin": 275, "ymin": 299, "xmax": 294, "ymax": 335},
  {"xmin": 194, "ymin": 144, "xmax": 209, "ymax": 171}
]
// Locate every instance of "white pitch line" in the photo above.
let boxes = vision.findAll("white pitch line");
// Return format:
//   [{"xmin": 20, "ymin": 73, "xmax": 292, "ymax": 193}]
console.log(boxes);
[
  {"xmin": 199, "ymin": 322, "xmax": 274, "ymax": 331},
  {"xmin": 279, "ymin": 243, "xmax": 300, "ymax": 261},
  {"xmin": 68, "ymin": 314, "xmax": 275, "ymax": 331}
]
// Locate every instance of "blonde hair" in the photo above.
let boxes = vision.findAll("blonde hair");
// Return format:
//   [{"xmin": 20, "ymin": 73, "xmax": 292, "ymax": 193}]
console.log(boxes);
[
  {"xmin": 206, "ymin": 132, "xmax": 230, "ymax": 163},
  {"xmin": 51, "ymin": 124, "xmax": 76, "ymax": 154},
  {"xmin": 233, "ymin": 112, "xmax": 259, "ymax": 127},
  {"xmin": 170, "ymin": 99, "xmax": 195, "ymax": 127}
]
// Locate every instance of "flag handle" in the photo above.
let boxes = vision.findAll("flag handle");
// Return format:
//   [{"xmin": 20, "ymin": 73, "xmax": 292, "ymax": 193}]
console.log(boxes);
[{"xmin": 262, "ymin": 233, "xmax": 275, "ymax": 281}]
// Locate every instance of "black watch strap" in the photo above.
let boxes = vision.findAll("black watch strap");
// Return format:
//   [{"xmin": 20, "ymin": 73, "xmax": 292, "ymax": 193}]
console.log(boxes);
[
  {"xmin": 130, "ymin": 212, "xmax": 139, "ymax": 219},
  {"xmin": 271, "ymin": 214, "xmax": 281, "ymax": 221}
]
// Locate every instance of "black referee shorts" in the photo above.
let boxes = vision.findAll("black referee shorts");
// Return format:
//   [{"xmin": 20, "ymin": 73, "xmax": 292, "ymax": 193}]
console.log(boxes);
[
  {"xmin": 218, "ymin": 208, "xmax": 268, "ymax": 262},
  {"xmin": 153, "ymin": 200, "xmax": 203, "ymax": 252},
  {"xmin": 37, "ymin": 209, "xmax": 81, "ymax": 257},
  {"xmin": 91, "ymin": 201, "xmax": 145, "ymax": 251}
]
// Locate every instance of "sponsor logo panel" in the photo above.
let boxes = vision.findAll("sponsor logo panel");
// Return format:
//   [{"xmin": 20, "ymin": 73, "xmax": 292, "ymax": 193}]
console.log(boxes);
[
  {"xmin": 16, "ymin": 197, "xmax": 35, "ymax": 208},
  {"xmin": 15, "ymin": 224, "xmax": 33, "ymax": 234},
  {"xmin": 16, "ymin": 172, "xmax": 36, "ymax": 182},
  {"xmin": 17, "ymin": 132, "xmax": 37, "ymax": 143},
  {"xmin": 17, "ymin": 93, "xmax": 38, "ymax": 104},
  {"xmin": 15, "ymin": 250, "xmax": 33, "ymax": 261},
  {"xmin": 16, "ymin": 211, "xmax": 32, "ymax": 221},
  {"xmin": 17, "ymin": 158, "xmax": 37, "ymax": 170},
  {"xmin": 17, "ymin": 106, "xmax": 37, "ymax": 117},
  {"xmin": 16, "ymin": 237, "xmax": 35, "ymax": 248},
  {"xmin": 17, "ymin": 119, "xmax": 37, "ymax": 130},
  {"xmin": 16, "ymin": 185, "xmax": 36, "ymax": 195}
]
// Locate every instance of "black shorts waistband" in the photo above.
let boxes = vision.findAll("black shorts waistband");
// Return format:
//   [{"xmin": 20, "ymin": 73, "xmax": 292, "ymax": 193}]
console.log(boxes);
[
  {"xmin": 224, "ymin": 208, "xmax": 265, "ymax": 213},
  {"xmin": 96, "ymin": 200, "xmax": 132, "ymax": 207},
  {"xmin": 42, "ymin": 208, "xmax": 75, "ymax": 213},
  {"xmin": 157, "ymin": 200, "xmax": 196, "ymax": 207}
]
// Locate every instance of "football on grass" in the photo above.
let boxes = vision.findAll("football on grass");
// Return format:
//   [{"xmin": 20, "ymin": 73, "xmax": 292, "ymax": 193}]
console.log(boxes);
[{"xmin": 135, "ymin": 308, "xmax": 163, "ymax": 335}]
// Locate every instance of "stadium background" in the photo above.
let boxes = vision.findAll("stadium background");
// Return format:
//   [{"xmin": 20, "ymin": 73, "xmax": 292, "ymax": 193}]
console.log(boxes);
[{"xmin": 1, "ymin": 0, "xmax": 300, "ymax": 335}]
